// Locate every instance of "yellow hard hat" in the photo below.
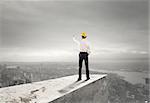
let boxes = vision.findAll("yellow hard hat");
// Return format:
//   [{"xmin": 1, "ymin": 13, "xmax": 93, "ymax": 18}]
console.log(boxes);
[{"xmin": 81, "ymin": 32, "xmax": 87, "ymax": 37}]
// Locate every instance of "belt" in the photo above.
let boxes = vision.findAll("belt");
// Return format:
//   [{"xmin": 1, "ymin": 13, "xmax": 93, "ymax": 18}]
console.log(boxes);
[{"xmin": 80, "ymin": 52, "xmax": 88, "ymax": 54}]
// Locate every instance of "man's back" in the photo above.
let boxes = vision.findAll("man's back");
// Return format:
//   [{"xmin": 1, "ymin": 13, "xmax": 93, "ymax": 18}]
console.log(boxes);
[
  {"xmin": 73, "ymin": 35, "xmax": 91, "ymax": 54},
  {"xmin": 79, "ymin": 39, "xmax": 90, "ymax": 54}
]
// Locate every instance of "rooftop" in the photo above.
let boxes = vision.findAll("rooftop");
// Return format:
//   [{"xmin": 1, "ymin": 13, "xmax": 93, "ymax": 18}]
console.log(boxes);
[{"xmin": 0, "ymin": 74, "xmax": 107, "ymax": 103}]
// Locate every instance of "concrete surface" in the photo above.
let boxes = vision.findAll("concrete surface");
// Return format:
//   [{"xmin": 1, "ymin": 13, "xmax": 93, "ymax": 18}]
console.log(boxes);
[{"xmin": 0, "ymin": 74, "xmax": 107, "ymax": 103}]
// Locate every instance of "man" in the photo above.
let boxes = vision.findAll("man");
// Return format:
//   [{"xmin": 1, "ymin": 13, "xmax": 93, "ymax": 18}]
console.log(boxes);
[{"xmin": 73, "ymin": 32, "xmax": 91, "ymax": 81}]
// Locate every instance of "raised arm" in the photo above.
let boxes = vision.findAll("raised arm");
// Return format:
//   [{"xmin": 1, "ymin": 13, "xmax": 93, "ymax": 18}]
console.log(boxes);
[{"xmin": 73, "ymin": 35, "xmax": 80, "ymax": 45}]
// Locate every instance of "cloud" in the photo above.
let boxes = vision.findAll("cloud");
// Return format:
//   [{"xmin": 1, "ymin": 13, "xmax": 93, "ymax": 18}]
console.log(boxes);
[
  {"xmin": 92, "ymin": 47, "xmax": 148, "ymax": 55},
  {"xmin": 0, "ymin": 47, "xmax": 148, "ymax": 62},
  {"xmin": 1, "ymin": 0, "xmax": 148, "ymax": 62},
  {"xmin": 0, "ymin": 48, "xmax": 74, "ymax": 62}
]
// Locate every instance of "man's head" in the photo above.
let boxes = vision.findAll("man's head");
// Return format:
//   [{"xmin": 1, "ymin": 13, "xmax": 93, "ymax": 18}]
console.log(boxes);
[{"xmin": 81, "ymin": 32, "xmax": 87, "ymax": 39}]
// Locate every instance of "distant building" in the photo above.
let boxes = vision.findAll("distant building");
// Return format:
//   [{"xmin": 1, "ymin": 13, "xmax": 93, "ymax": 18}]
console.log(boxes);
[
  {"xmin": 5, "ymin": 65, "xmax": 19, "ymax": 69},
  {"xmin": 144, "ymin": 78, "xmax": 150, "ymax": 85}
]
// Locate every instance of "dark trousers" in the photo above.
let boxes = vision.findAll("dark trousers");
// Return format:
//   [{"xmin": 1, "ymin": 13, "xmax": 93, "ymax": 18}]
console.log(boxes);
[{"xmin": 78, "ymin": 52, "xmax": 90, "ymax": 79}]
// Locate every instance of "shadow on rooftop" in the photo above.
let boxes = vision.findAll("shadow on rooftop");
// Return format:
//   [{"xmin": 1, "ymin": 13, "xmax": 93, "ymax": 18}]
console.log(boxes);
[{"xmin": 58, "ymin": 80, "xmax": 87, "ymax": 94}]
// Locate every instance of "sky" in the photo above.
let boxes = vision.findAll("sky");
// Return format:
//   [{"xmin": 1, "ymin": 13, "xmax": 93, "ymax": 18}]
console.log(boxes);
[{"xmin": 0, "ymin": 0, "xmax": 149, "ymax": 62}]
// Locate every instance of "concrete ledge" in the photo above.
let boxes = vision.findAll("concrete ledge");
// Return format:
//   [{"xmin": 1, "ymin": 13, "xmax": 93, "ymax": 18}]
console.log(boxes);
[{"xmin": 0, "ymin": 74, "xmax": 107, "ymax": 103}]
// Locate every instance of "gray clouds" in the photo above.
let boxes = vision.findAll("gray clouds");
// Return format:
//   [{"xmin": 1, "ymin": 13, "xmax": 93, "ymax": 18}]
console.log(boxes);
[{"xmin": 0, "ymin": 0, "xmax": 148, "ymax": 62}]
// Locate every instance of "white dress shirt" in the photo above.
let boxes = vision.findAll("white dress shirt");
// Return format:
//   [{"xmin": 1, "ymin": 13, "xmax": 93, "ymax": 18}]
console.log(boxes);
[{"xmin": 73, "ymin": 37, "xmax": 91, "ymax": 54}]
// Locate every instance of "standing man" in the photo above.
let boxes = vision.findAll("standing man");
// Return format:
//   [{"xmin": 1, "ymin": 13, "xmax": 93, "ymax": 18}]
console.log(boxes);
[{"xmin": 73, "ymin": 32, "xmax": 91, "ymax": 81}]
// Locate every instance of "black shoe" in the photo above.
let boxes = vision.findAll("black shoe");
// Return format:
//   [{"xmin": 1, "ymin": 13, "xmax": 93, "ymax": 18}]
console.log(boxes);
[
  {"xmin": 85, "ymin": 78, "xmax": 90, "ymax": 81},
  {"xmin": 77, "ymin": 78, "xmax": 82, "ymax": 81}
]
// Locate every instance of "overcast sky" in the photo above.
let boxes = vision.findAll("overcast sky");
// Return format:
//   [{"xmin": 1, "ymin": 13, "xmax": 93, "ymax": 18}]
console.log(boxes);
[{"xmin": 0, "ymin": 0, "xmax": 148, "ymax": 62}]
